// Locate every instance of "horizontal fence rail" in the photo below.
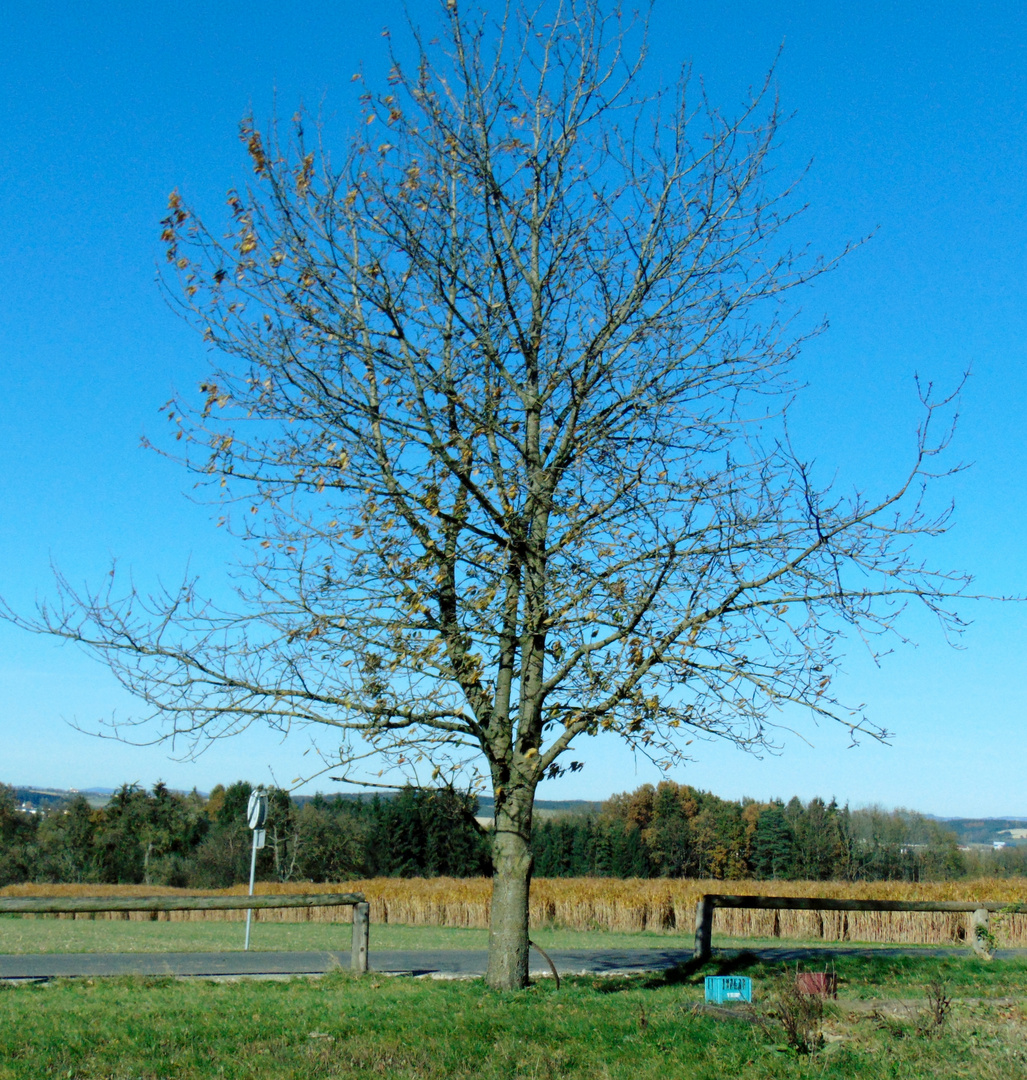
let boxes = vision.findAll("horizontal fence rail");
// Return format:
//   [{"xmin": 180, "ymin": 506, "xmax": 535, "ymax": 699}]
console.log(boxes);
[
  {"xmin": 692, "ymin": 893, "xmax": 1020, "ymax": 961},
  {"xmin": 0, "ymin": 893, "xmax": 365, "ymax": 915},
  {"xmin": 0, "ymin": 893, "xmax": 370, "ymax": 973},
  {"xmin": 703, "ymin": 895, "xmax": 1027, "ymax": 914}
]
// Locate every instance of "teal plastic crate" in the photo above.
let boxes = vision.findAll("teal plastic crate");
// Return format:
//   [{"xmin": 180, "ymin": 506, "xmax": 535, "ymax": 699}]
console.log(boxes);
[{"xmin": 704, "ymin": 976, "xmax": 752, "ymax": 1004}]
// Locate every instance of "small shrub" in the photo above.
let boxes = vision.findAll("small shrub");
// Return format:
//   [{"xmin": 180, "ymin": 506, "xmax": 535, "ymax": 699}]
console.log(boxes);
[
  {"xmin": 753, "ymin": 973, "xmax": 825, "ymax": 1055},
  {"xmin": 915, "ymin": 977, "xmax": 952, "ymax": 1037}
]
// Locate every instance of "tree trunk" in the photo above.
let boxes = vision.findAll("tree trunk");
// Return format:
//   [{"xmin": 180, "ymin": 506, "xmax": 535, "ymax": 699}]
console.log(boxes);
[{"xmin": 486, "ymin": 782, "xmax": 535, "ymax": 990}]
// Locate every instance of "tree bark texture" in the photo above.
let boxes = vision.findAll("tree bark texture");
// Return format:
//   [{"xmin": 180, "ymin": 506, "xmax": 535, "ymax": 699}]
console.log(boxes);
[{"xmin": 486, "ymin": 783, "xmax": 535, "ymax": 990}]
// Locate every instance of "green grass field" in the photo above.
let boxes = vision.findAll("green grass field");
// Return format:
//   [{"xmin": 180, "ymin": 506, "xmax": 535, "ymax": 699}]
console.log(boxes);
[
  {"xmin": 0, "ymin": 916, "xmax": 696, "ymax": 954},
  {"xmin": 4, "ymin": 916, "xmax": 1026, "ymax": 1077},
  {"xmin": 0, "ymin": 914, "xmax": 986, "ymax": 956},
  {"xmin": 2, "ymin": 954, "xmax": 1027, "ymax": 1079}
]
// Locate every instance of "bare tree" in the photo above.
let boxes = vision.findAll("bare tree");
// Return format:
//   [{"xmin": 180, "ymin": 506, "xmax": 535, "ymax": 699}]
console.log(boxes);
[{"xmin": 7, "ymin": 1, "xmax": 972, "ymax": 988}]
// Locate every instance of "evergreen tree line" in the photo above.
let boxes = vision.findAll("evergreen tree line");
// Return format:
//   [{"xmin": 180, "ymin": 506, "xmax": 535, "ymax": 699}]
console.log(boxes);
[
  {"xmin": 533, "ymin": 782, "xmax": 998, "ymax": 882},
  {"xmin": 2, "ymin": 779, "xmax": 1022, "ymax": 887},
  {"xmin": 0, "ymin": 782, "xmax": 490, "ymax": 888}
]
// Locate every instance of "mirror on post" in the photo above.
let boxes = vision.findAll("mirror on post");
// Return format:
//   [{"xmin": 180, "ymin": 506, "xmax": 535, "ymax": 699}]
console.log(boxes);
[{"xmin": 244, "ymin": 788, "xmax": 268, "ymax": 951}]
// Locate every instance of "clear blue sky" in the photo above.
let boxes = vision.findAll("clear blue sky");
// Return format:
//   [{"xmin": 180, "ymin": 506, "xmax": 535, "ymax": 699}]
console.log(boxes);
[{"xmin": 1, "ymin": 0, "xmax": 1024, "ymax": 815}]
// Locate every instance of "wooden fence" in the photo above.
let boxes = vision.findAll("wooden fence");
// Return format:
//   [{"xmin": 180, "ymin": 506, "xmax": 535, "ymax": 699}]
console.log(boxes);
[
  {"xmin": 0, "ymin": 892, "xmax": 371, "ymax": 972},
  {"xmin": 692, "ymin": 893, "xmax": 1026, "ymax": 961}
]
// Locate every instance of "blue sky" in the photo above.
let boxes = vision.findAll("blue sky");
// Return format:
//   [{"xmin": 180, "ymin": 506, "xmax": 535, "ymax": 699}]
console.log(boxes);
[{"xmin": 1, "ymin": 0, "xmax": 1024, "ymax": 815}]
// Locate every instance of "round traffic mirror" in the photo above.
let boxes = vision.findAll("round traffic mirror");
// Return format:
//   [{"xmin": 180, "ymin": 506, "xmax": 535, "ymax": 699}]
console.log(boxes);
[{"xmin": 246, "ymin": 789, "xmax": 268, "ymax": 830}]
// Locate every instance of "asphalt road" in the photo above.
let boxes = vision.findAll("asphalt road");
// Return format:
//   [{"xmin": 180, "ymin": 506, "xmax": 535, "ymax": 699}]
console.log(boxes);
[{"xmin": 1, "ymin": 944, "xmax": 1017, "ymax": 982}]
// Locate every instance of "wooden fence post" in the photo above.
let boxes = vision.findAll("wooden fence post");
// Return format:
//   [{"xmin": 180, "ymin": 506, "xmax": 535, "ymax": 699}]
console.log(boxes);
[
  {"xmin": 694, "ymin": 895, "xmax": 714, "ymax": 962},
  {"xmin": 351, "ymin": 901, "xmax": 370, "ymax": 973},
  {"xmin": 971, "ymin": 908, "xmax": 993, "ymax": 958}
]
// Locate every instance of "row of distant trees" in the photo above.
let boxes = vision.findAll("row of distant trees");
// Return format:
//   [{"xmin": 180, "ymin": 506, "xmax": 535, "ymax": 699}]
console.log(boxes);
[
  {"xmin": 534, "ymin": 782, "xmax": 988, "ymax": 882},
  {"xmin": 0, "ymin": 782, "xmax": 489, "ymax": 888},
  {"xmin": 1, "ymin": 779, "xmax": 1020, "ymax": 888}
]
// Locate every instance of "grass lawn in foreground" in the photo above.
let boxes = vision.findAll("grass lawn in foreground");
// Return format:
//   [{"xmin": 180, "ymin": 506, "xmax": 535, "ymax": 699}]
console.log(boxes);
[{"xmin": 2, "ymin": 955, "xmax": 1027, "ymax": 1079}]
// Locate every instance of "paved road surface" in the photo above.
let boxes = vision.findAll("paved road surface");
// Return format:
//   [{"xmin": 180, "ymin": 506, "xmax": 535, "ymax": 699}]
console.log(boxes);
[{"xmin": 1, "ymin": 945, "xmax": 1016, "ymax": 981}]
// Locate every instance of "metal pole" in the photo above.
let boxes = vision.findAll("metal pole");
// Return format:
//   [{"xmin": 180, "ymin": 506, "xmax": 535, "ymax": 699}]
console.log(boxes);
[{"xmin": 244, "ymin": 828, "xmax": 258, "ymax": 951}]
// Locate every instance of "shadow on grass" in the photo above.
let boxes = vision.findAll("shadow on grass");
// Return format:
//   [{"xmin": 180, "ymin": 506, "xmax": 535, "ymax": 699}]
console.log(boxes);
[
  {"xmin": 647, "ymin": 950, "xmax": 768, "ymax": 988},
  {"xmin": 633, "ymin": 948, "xmax": 1027, "ymax": 997},
  {"xmin": 587, "ymin": 950, "xmax": 769, "ymax": 994},
  {"xmin": 588, "ymin": 946, "xmax": 923, "ymax": 994}
]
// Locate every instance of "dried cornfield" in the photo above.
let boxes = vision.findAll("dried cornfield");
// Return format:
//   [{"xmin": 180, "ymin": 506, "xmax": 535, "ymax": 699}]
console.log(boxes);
[{"xmin": 3, "ymin": 878, "xmax": 1026, "ymax": 946}]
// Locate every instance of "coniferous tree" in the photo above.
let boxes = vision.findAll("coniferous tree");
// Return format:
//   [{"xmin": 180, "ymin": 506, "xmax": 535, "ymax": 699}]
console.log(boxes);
[
  {"xmin": 570, "ymin": 819, "xmax": 592, "ymax": 876},
  {"xmin": 93, "ymin": 784, "xmax": 150, "ymax": 884},
  {"xmin": 613, "ymin": 824, "xmax": 655, "ymax": 878},
  {"xmin": 590, "ymin": 819, "xmax": 615, "ymax": 877},
  {"xmin": 792, "ymin": 797, "xmax": 841, "ymax": 881},
  {"xmin": 420, "ymin": 789, "xmax": 491, "ymax": 876},
  {"xmin": 751, "ymin": 803, "xmax": 796, "ymax": 879},
  {"xmin": 531, "ymin": 820, "xmax": 556, "ymax": 877}
]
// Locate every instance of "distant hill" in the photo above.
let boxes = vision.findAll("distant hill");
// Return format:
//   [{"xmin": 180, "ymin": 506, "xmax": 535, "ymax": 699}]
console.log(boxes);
[
  {"xmin": 10, "ymin": 787, "xmax": 75, "ymax": 811},
  {"xmin": 475, "ymin": 796, "xmax": 601, "ymax": 819},
  {"xmin": 12, "ymin": 786, "xmax": 162, "ymax": 811},
  {"xmin": 11, "ymin": 784, "xmax": 1027, "ymax": 839},
  {"xmin": 939, "ymin": 818, "xmax": 1027, "ymax": 846},
  {"xmin": 10, "ymin": 785, "xmax": 603, "ymax": 815}
]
